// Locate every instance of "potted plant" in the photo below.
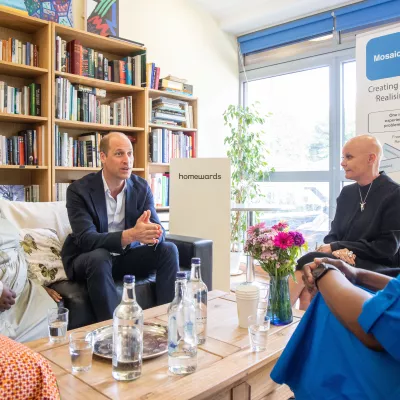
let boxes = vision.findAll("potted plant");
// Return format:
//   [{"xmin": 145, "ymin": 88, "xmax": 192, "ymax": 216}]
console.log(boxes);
[{"xmin": 223, "ymin": 103, "xmax": 272, "ymax": 274}]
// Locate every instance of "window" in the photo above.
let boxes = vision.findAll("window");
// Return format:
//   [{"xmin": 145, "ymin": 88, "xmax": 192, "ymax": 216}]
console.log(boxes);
[{"xmin": 242, "ymin": 48, "xmax": 356, "ymax": 249}]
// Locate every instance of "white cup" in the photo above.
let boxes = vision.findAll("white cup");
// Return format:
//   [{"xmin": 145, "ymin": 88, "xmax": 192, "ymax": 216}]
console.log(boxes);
[{"xmin": 236, "ymin": 283, "xmax": 260, "ymax": 328}]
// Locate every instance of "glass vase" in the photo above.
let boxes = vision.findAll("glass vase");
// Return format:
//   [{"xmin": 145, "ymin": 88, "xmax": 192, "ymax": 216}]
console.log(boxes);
[{"xmin": 267, "ymin": 275, "xmax": 293, "ymax": 326}]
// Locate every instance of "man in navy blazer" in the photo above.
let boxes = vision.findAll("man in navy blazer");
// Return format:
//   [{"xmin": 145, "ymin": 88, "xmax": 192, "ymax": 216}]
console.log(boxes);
[{"xmin": 61, "ymin": 132, "xmax": 179, "ymax": 321}]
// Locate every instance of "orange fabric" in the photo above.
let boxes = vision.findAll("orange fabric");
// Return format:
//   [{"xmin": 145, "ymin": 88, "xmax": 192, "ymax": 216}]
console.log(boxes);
[{"xmin": 0, "ymin": 335, "xmax": 60, "ymax": 400}]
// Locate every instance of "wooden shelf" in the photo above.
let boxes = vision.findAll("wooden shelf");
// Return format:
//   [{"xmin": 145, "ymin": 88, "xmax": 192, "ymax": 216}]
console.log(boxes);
[
  {"xmin": 0, "ymin": 165, "xmax": 48, "ymax": 170},
  {"xmin": 150, "ymin": 163, "xmax": 170, "ymax": 167},
  {"xmin": 148, "ymin": 89, "xmax": 197, "ymax": 102},
  {"xmin": 55, "ymin": 167, "xmax": 145, "ymax": 172},
  {"xmin": 55, "ymin": 71, "xmax": 144, "ymax": 94},
  {"xmin": 0, "ymin": 113, "xmax": 47, "ymax": 123},
  {"xmin": 0, "ymin": 9, "xmax": 48, "ymax": 32},
  {"xmin": 0, "ymin": 61, "xmax": 48, "ymax": 78},
  {"xmin": 55, "ymin": 119, "xmax": 144, "ymax": 132},
  {"xmin": 149, "ymin": 123, "xmax": 197, "ymax": 133},
  {"xmin": 54, "ymin": 24, "xmax": 145, "ymax": 56}
]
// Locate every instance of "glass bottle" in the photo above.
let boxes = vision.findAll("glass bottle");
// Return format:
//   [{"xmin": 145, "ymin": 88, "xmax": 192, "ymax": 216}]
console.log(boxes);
[
  {"xmin": 187, "ymin": 257, "xmax": 208, "ymax": 344},
  {"xmin": 168, "ymin": 271, "xmax": 197, "ymax": 375},
  {"xmin": 112, "ymin": 275, "xmax": 143, "ymax": 381}
]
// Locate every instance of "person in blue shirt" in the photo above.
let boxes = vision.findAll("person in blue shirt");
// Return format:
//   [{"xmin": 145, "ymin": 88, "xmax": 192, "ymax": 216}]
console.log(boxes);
[{"xmin": 271, "ymin": 257, "xmax": 400, "ymax": 400}]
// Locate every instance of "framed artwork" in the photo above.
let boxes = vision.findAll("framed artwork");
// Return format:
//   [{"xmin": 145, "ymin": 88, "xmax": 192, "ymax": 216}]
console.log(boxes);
[
  {"xmin": 24, "ymin": 0, "xmax": 73, "ymax": 26},
  {"xmin": 86, "ymin": 0, "xmax": 119, "ymax": 37}
]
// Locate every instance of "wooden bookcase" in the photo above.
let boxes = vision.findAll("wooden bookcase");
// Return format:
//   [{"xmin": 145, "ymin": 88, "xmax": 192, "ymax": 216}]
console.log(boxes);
[
  {"xmin": 0, "ymin": 8, "xmax": 198, "ymax": 205},
  {"xmin": 0, "ymin": 9, "xmax": 51, "ymax": 201},
  {"xmin": 51, "ymin": 23, "xmax": 147, "ymax": 200}
]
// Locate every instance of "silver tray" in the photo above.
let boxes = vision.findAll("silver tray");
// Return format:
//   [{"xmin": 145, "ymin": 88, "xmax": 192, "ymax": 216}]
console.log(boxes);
[{"xmin": 92, "ymin": 322, "xmax": 168, "ymax": 360}]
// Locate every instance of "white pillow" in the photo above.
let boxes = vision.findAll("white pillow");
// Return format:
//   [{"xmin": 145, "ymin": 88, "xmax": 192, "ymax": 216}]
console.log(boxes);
[{"xmin": 19, "ymin": 228, "xmax": 67, "ymax": 286}]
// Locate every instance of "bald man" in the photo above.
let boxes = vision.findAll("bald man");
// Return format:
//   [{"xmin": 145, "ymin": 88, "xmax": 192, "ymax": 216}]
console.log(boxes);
[
  {"xmin": 61, "ymin": 132, "xmax": 179, "ymax": 321},
  {"xmin": 290, "ymin": 135, "xmax": 400, "ymax": 309}
]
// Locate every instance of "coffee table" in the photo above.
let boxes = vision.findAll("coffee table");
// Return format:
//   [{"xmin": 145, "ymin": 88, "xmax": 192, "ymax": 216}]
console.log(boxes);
[{"xmin": 26, "ymin": 290, "xmax": 303, "ymax": 400}]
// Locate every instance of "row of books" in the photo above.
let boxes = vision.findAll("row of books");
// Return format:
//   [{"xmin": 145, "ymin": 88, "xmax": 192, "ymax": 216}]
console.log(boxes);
[
  {"xmin": 0, "ymin": 185, "xmax": 40, "ymax": 202},
  {"xmin": 0, "ymin": 129, "xmax": 44, "ymax": 165},
  {"xmin": 150, "ymin": 173, "xmax": 170, "ymax": 207},
  {"xmin": 150, "ymin": 96, "xmax": 194, "ymax": 128},
  {"xmin": 55, "ymin": 128, "xmax": 104, "ymax": 168},
  {"xmin": 55, "ymin": 78, "xmax": 134, "ymax": 126},
  {"xmin": 0, "ymin": 81, "xmax": 41, "ymax": 116},
  {"xmin": 0, "ymin": 38, "xmax": 39, "ymax": 66},
  {"xmin": 146, "ymin": 63, "xmax": 160, "ymax": 90},
  {"xmin": 55, "ymin": 183, "xmax": 70, "ymax": 201},
  {"xmin": 55, "ymin": 37, "xmax": 146, "ymax": 87},
  {"xmin": 149, "ymin": 128, "xmax": 196, "ymax": 163}
]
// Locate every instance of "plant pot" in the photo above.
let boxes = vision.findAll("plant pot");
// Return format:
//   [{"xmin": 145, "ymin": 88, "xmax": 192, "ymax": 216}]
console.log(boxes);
[
  {"xmin": 230, "ymin": 251, "xmax": 242, "ymax": 275},
  {"xmin": 267, "ymin": 275, "xmax": 293, "ymax": 326}
]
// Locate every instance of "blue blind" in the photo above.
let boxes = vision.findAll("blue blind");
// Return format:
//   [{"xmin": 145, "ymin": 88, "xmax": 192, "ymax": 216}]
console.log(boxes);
[
  {"xmin": 335, "ymin": 0, "xmax": 400, "ymax": 32},
  {"xmin": 239, "ymin": 0, "xmax": 400, "ymax": 55},
  {"xmin": 238, "ymin": 12, "xmax": 333, "ymax": 55}
]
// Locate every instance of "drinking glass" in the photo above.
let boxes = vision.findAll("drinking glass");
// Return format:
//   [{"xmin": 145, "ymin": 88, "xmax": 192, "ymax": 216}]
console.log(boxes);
[
  {"xmin": 248, "ymin": 314, "xmax": 270, "ymax": 352},
  {"xmin": 69, "ymin": 331, "xmax": 94, "ymax": 372},
  {"xmin": 48, "ymin": 307, "xmax": 69, "ymax": 343}
]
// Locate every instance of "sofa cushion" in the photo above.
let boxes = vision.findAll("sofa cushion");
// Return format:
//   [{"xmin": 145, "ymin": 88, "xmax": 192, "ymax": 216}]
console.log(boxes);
[
  {"xmin": 20, "ymin": 228, "xmax": 67, "ymax": 286},
  {"xmin": 0, "ymin": 200, "xmax": 71, "ymax": 245}
]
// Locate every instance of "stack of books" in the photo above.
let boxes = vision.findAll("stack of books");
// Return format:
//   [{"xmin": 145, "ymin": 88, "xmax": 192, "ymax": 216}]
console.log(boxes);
[
  {"xmin": 55, "ymin": 78, "xmax": 134, "ymax": 126},
  {"xmin": 55, "ymin": 37, "xmax": 146, "ymax": 87},
  {"xmin": 150, "ymin": 96, "xmax": 194, "ymax": 128},
  {"xmin": 0, "ymin": 81, "xmax": 41, "ymax": 116},
  {"xmin": 149, "ymin": 173, "xmax": 169, "ymax": 207},
  {"xmin": 158, "ymin": 75, "xmax": 193, "ymax": 97},
  {"xmin": 0, "ymin": 129, "xmax": 44, "ymax": 166},
  {"xmin": 0, "ymin": 38, "xmax": 39, "ymax": 66},
  {"xmin": 55, "ymin": 183, "xmax": 70, "ymax": 201}
]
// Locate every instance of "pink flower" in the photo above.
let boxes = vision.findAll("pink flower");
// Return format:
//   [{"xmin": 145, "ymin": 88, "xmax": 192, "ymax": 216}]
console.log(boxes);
[
  {"xmin": 272, "ymin": 221, "xmax": 289, "ymax": 231},
  {"xmin": 247, "ymin": 222, "xmax": 266, "ymax": 235},
  {"xmin": 273, "ymin": 231, "xmax": 294, "ymax": 249}
]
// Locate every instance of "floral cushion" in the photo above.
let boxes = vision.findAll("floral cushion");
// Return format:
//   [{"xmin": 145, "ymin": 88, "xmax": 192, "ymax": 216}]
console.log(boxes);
[{"xmin": 19, "ymin": 228, "xmax": 67, "ymax": 286}]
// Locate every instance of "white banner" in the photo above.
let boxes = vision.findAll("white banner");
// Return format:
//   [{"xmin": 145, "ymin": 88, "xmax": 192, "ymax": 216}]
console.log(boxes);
[
  {"xmin": 169, "ymin": 158, "xmax": 231, "ymax": 291},
  {"xmin": 356, "ymin": 24, "xmax": 400, "ymax": 182}
]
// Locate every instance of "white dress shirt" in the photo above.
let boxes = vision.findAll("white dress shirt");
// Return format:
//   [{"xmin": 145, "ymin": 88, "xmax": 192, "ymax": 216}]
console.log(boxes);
[{"xmin": 102, "ymin": 172, "xmax": 127, "ymax": 233}]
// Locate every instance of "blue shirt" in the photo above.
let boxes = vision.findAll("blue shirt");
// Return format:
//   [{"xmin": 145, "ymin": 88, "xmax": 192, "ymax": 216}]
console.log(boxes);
[{"xmin": 271, "ymin": 276, "xmax": 400, "ymax": 399}]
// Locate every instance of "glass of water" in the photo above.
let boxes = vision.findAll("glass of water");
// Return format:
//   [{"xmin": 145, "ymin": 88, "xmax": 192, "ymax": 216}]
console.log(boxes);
[
  {"xmin": 248, "ymin": 314, "xmax": 270, "ymax": 352},
  {"xmin": 48, "ymin": 307, "xmax": 69, "ymax": 343},
  {"xmin": 69, "ymin": 331, "xmax": 94, "ymax": 372}
]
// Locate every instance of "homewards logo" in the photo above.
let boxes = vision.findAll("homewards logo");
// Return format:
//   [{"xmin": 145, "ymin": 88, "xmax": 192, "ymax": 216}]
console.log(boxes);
[{"xmin": 179, "ymin": 173, "xmax": 222, "ymax": 180}]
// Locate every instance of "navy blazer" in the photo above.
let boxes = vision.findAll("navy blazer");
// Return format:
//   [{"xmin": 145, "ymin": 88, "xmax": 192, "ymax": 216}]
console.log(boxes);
[{"xmin": 61, "ymin": 171, "xmax": 165, "ymax": 280}]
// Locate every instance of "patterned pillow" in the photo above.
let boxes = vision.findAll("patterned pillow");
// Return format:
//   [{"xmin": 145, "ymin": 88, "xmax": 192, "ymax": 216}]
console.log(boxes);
[{"xmin": 19, "ymin": 228, "xmax": 67, "ymax": 286}]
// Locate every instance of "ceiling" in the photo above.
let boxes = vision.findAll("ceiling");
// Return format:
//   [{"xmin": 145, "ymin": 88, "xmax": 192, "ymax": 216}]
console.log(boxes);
[{"xmin": 192, "ymin": 0, "xmax": 363, "ymax": 36}]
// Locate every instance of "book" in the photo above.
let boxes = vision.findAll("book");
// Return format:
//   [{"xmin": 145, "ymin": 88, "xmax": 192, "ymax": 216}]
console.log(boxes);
[
  {"xmin": 105, "ymin": 35, "xmax": 145, "ymax": 48},
  {"xmin": 163, "ymin": 75, "xmax": 187, "ymax": 84}
]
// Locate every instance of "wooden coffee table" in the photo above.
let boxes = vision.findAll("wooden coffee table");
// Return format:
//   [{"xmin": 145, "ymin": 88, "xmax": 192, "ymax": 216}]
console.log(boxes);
[{"xmin": 26, "ymin": 290, "xmax": 303, "ymax": 400}]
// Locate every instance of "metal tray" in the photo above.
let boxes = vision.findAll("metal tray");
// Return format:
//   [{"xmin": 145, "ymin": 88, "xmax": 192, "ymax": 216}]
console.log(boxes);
[{"xmin": 92, "ymin": 322, "xmax": 168, "ymax": 360}]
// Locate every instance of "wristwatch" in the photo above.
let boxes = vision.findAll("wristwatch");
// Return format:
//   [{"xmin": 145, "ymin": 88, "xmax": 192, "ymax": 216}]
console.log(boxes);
[{"xmin": 312, "ymin": 263, "xmax": 341, "ymax": 288}]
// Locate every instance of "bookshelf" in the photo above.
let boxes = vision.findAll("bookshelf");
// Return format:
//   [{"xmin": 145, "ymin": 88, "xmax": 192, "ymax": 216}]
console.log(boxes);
[
  {"xmin": 0, "ymin": 8, "xmax": 198, "ymax": 207},
  {"xmin": 0, "ymin": 9, "xmax": 51, "ymax": 201},
  {"xmin": 146, "ymin": 89, "xmax": 198, "ymax": 211},
  {"xmin": 51, "ymin": 22, "xmax": 147, "ymax": 200}
]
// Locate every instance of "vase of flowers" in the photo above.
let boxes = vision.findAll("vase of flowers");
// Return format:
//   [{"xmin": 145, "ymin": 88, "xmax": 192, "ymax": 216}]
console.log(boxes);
[{"xmin": 244, "ymin": 221, "xmax": 307, "ymax": 326}]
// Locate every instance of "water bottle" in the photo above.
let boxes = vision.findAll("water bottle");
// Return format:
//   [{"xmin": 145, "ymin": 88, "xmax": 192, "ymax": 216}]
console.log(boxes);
[
  {"xmin": 112, "ymin": 275, "xmax": 143, "ymax": 381},
  {"xmin": 168, "ymin": 271, "xmax": 197, "ymax": 375},
  {"xmin": 187, "ymin": 257, "xmax": 208, "ymax": 345}
]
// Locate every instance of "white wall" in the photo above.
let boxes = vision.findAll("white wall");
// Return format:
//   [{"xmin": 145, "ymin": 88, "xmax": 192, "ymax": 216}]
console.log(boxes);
[{"xmin": 118, "ymin": 0, "xmax": 239, "ymax": 157}]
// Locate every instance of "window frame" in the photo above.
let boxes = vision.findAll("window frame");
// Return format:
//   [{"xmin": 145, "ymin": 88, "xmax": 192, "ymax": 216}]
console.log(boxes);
[{"xmin": 240, "ymin": 47, "xmax": 356, "ymax": 223}]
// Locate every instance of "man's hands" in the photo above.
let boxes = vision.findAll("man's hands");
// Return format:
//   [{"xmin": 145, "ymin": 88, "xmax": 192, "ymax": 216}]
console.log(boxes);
[
  {"xmin": 122, "ymin": 210, "xmax": 162, "ymax": 247},
  {"xmin": 0, "ymin": 286, "xmax": 16, "ymax": 312},
  {"xmin": 44, "ymin": 287, "xmax": 62, "ymax": 302},
  {"xmin": 316, "ymin": 244, "xmax": 332, "ymax": 253},
  {"xmin": 302, "ymin": 257, "xmax": 359, "ymax": 292}
]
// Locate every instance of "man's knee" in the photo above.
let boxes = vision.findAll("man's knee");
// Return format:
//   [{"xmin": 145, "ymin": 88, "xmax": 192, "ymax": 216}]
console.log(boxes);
[
  {"xmin": 84, "ymin": 248, "xmax": 112, "ymax": 277},
  {"xmin": 158, "ymin": 242, "xmax": 179, "ymax": 265}
]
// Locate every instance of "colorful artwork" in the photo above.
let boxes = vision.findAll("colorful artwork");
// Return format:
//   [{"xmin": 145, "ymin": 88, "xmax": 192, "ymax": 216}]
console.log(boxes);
[
  {"xmin": 24, "ymin": 0, "xmax": 73, "ymax": 27},
  {"xmin": 87, "ymin": 0, "xmax": 119, "ymax": 37}
]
